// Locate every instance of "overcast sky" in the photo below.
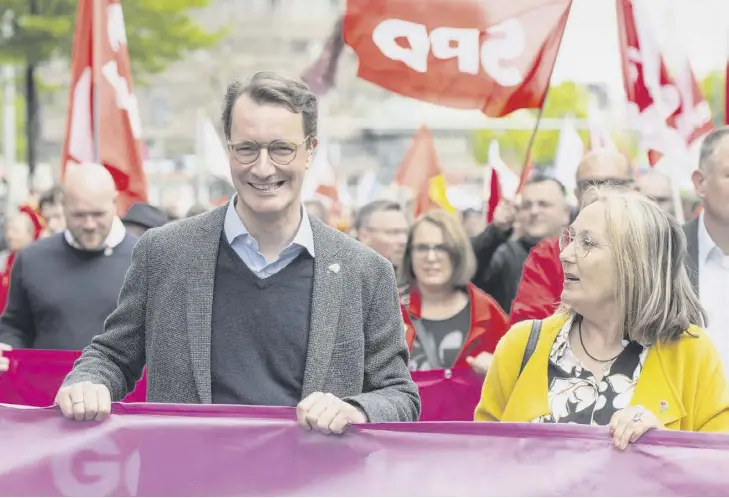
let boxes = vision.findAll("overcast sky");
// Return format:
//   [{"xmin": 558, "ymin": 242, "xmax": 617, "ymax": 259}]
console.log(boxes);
[{"xmin": 552, "ymin": 0, "xmax": 729, "ymax": 89}]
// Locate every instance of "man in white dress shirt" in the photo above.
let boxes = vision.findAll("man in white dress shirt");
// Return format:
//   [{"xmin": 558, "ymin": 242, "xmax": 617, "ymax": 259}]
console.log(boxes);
[{"xmin": 686, "ymin": 127, "xmax": 729, "ymax": 370}]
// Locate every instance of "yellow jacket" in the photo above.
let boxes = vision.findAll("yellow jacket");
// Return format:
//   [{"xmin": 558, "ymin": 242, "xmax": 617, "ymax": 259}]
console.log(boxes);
[{"xmin": 475, "ymin": 314, "xmax": 729, "ymax": 432}]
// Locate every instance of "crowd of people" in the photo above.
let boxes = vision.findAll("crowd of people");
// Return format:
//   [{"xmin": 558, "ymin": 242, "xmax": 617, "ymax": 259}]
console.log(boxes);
[{"xmin": 0, "ymin": 71, "xmax": 727, "ymax": 449}]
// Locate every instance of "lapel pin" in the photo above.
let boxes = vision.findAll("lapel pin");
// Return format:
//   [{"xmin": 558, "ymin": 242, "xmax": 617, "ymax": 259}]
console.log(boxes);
[
  {"xmin": 659, "ymin": 400, "xmax": 669, "ymax": 413},
  {"xmin": 327, "ymin": 263, "xmax": 340, "ymax": 274}
]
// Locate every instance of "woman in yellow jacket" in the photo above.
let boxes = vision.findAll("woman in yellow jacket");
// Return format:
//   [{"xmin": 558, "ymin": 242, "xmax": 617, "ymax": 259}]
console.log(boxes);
[{"xmin": 475, "ymin": 188, "xmax": 729, "ymax": 449}]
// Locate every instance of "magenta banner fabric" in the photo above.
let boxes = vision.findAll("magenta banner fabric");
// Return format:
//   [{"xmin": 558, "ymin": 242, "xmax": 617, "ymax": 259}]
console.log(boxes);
[
  {"xmin": 0, "ymin": 350, "xmax": 481, "ymax": 421},
  {"xmin": 0, "ymin": 350, "xmax": 147, "ymax": 405},
  {"xmin": 1, "ymin": 403, "xmax": 729, "ymax": 496},
  {"xmin": 409, "ymin": 367, "xmax": 483, "ymax": 421}
]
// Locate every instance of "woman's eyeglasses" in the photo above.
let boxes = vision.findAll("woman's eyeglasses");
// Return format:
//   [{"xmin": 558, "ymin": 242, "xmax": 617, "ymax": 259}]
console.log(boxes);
[
  {"xmin": 411, "ymin": 243, "xmax": 452, "ymax": 258},
  {"xmin": 559, "ymin": 228, "xmax": 611, "ymax": 258}
]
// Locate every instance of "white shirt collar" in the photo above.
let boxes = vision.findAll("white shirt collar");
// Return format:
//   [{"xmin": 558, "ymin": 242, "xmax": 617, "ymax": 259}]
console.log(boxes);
[
  {"xmin": 64, "ymin": 216, "xmax": 127, "ymax": 252},
  {"xmin": 698, "ymin": 211, "xmax": 725, "ymax": 264},
  {"xmin": 223, "ymin": 194, "xmax": 316, "ymax": 258}
]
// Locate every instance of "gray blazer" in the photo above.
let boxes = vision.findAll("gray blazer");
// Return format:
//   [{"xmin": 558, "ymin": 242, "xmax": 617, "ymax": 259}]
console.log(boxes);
[
  {"xmin": 63, "ymin": 206, "xmax": 420, "ymax": 423},
  {"xmin": 683, "ymin": 217, "xmax": 700, "ymax": 295}
]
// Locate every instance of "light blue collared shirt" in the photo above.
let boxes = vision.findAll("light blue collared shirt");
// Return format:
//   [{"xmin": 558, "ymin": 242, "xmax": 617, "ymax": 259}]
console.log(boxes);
[{"xmin": 223, "ymin": 196, "xmax": 316, "ymax": 279}]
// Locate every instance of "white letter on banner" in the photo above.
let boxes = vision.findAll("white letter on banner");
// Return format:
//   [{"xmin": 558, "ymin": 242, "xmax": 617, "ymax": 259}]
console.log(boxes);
[
  {"xmin": 107, "ymin": 3, "xmax": 128, "ymax": 52},
  {"xmin": 429, "ymin": 27, "xmax": 480, "ymax": 74},
  {"xmin": 372, "ymin": 19, "xmax": 430, "ymax": 73},
  {"xmin": 101, "ymin": 61, "xmax": 143, "ymax": 139},
  {"xmin": 481, "ymin": 19, "xmax": 526, "ymax": 86},
  {"xmin": 51, "ymin": 436, "xmax": 141, "ymax": 497}
]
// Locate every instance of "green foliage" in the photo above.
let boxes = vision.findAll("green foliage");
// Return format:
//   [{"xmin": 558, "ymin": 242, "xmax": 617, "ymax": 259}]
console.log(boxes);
[
  {"xmin": 699, "ymin": 70, "xmax": 725, "ymax": 128},
  {"xmin": 123, "ymin": 1, "xmax": 226, "ymax": 77},
  {"xmin": 472, "ymin": 82, "xmax": 592, "ymax": 170},
  {"xmin": 0, "ymin": 75, "xmax": 28, "ymax": 161},
  {"xmin": 0, "ymin": 0, "xmax": 225, "ymax": 77}
]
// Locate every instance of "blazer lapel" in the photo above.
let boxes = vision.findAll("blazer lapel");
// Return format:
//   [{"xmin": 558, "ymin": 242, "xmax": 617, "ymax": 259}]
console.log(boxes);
[
  {"xmin": 186, "ymin": 205, "xmax": 227, "ymax": 403},
  {"xmin": 683, "ymin": 218, "xmax": 700, "ymax": 296},
  {"xmin": 301, "ymin": 218, "xmax": 343, "ymax": 398}
]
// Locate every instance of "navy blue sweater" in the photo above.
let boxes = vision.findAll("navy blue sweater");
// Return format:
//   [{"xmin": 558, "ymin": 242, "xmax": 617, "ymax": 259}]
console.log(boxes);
[{"xmin": 0, "ymin": 232, "xmax": 136, "ymax": 350}]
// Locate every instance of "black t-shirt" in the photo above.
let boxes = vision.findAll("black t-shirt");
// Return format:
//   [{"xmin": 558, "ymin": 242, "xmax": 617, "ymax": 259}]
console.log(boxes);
[{"xmin": 409, "ymin": 303, "xmax": 470, "ymax": 370}]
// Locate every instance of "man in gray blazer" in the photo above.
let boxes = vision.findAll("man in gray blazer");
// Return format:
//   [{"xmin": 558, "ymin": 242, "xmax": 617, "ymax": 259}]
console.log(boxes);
[{"xmin": 56, "ymin": 72, "xmax": 420, "ymax": 434}]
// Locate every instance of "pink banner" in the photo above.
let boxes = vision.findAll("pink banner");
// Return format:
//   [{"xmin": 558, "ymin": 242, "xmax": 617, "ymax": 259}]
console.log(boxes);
[
  {"xmin": 0, "ymin": 350, "xmax": 482, "ymax": 421},
  {"xmin": 410, "ymin": 367, "xmax": 483, "ymax": 421},
  {"xmin": 1, "ymin": 403, "xmax": 728, "ymax": 496},
  {"xmin": 0, "ymin": 350, "xmax": 146, "ymax": 405}
]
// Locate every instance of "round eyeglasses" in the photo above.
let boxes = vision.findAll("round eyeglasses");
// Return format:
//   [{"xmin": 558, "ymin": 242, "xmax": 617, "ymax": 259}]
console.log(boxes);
[
  {"xmin": 559, "ymin": 227, "xmax": 611, "ymax": 258},
  {"xmin": 227, "ymin": 136, "xmax": 310, "ymax": 165}
]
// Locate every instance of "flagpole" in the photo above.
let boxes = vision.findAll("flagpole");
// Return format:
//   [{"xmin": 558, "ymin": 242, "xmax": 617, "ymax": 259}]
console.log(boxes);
[
  {"xmin": 518, "ymin": 0, "xmax": 574, "ymax": 193},
  {"xmin": 91, "ymin": 0, "xmax": 101, "ymax": 163},
  {"xmin": 518, "ymin": 102, "xmax": 547, "ymax": 193}
]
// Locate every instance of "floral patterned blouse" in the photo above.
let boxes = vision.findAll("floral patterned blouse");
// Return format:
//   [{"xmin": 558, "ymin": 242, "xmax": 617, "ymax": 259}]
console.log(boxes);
[{"xmin": 533, "ymin": 316, "xmax": 650, "ymax": 426}]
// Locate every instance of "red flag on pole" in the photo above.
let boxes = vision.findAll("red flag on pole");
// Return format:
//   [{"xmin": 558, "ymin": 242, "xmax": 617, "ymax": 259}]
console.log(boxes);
[
  {"xmin": 616, "ymin": 0, "xmax": 711, "ymax": 165},
  {"xmin": 395, "ymin": 126, "xmax": 454, "ymax": 218},
  {"xmin": 301, "ymin": 17, "xmax": 345, "ymax": 97},
  {"xmin": 344, "ymin": 0, "xmax": 572, "ymax": 117},
  {"xmin": 61, "ymin": 0, "xmax": 148, "ymax": 215},
  {"xmin": 485, "ymin": 167, "xmax": 501, "ymax": 223}
]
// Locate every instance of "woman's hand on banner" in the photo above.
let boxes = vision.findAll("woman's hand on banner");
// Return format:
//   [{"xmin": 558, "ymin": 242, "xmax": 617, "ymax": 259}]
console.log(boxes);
[{"xmin": 608, "ymin": 404, "xmax": 662, "ymax": 450}]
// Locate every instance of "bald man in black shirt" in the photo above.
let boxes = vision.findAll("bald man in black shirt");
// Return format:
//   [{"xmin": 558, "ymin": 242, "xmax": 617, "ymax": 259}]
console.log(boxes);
[{"xmin": 0, "ymin": 164, "xmax": 136, "ymax": 370}]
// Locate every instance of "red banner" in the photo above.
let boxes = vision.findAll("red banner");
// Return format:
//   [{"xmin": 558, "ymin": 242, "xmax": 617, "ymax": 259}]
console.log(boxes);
[
  {"xmin": 2, "ymin": 403, "xmax": 729, "ymax": 496},
  {"xmin": 343, "ymin": 0, "xmax": 572, "ymax": 116},
  {"xmin": 0, "ymin": 350, "xmax": 482, "ymax": 421}
]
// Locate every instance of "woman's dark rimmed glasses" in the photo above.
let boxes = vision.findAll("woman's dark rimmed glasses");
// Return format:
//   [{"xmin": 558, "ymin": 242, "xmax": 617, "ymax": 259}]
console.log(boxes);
[
  {"xmin": 411, "ymin": 243, "xmax": 453, "ymax": 258},
  {"xmin": 227, "ymin": 136, "xmax": 310, "ymax": 165}
]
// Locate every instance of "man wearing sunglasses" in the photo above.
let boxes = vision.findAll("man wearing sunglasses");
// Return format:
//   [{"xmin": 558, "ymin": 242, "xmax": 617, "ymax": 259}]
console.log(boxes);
[
  {"xmin": 55, "ymin": 72, "xmax": 420, "ymax": 434},
  {"xmin": 510, "ymin": 149, "xmax": 634, "ymax": 323}
]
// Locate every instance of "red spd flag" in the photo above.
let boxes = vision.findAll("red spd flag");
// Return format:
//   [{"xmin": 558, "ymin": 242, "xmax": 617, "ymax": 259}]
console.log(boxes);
[
  {"xmin": 616, "ymin": 0, "xmax": 711, "ymax": 164},
  {"xmin": 61, "ymin": 0, "xmax": 148, "ymax": 214},
  {"xmin": 344, "ymin": 0, "xmax": 572, "ymax": 116}
]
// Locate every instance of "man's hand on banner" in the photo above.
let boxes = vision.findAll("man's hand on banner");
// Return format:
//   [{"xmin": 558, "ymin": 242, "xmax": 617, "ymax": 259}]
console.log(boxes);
[
  {"xmin": 55, "ymin": 381, "xmax": 112, "ymax": 422},
  {"xmin": 297, "ymin": 391, "xmax": 367, "ymax": 435},
  {"xmin": 608, "ymin": 404, "xmax": 662, "ymax": 450},
  {"xmin": 466, "ymin": 352, "xmax": 493, "ymax": 377},
  {"xmin": 0, "ymin": 343, "xmax": 11, "ymax": 373}
]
